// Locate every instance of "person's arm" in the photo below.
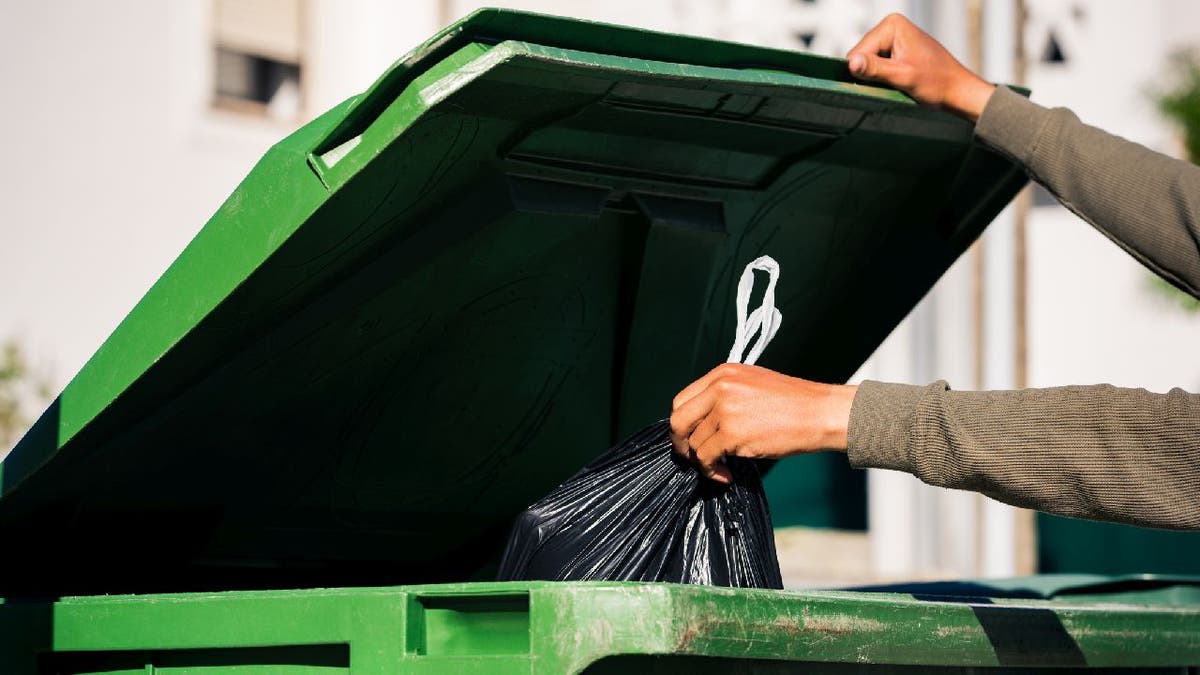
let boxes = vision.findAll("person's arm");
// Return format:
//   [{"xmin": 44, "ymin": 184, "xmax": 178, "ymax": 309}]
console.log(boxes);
[
  {"xmin": 668, "ymin": 14, "xmax": 1200, "ymax": 532},
  {"xmin": 669, "ymin": 363, "xmax": 1200, "ymax": 531},
  {"xmin": 977, "ymin": 87, "xmax": 1200, "ymax": 297},
  {"xmin": 849, "ymin": 380, "xmax": 1200, "ymax": 530},
  {"xmin": 847, "ymin": 13, "xmax": 1200, "ymax": 298}
]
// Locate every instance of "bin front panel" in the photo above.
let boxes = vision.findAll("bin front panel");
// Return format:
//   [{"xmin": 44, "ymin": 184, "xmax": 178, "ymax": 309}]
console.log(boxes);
[{"xmin": 2, "ymin": 582, "xmax": 1198, "ymax": 674}]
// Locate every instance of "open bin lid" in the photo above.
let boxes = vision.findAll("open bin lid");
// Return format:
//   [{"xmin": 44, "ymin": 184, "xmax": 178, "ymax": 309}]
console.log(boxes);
[{"xmin": 0, "ymin": 9, "xmax": 1026, "ymax": 595}]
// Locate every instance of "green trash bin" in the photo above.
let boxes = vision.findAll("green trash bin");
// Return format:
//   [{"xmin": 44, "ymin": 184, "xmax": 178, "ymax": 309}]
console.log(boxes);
[
  {"xmin": 4, "ymin": 8, "xmax": 1197, "ymax": 673},
  {"xmin": 5, "ymin": 579, "xmax": 1200, "ymax": 673}
]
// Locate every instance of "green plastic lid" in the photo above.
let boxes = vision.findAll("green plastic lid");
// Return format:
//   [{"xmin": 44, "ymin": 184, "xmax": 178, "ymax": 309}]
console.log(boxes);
[{"xmin": 0, "ymin": 9, "xmax": 1025, "ymax": 594}]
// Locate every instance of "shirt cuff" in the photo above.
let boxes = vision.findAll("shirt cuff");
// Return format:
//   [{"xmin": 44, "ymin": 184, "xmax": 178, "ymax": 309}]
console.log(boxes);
[
  {"xmin": 974, "ymin": 85, "xmax": 1053, "ymax": 166},
  {"xmin": 846, "ymin": 380, "xmax": 928, "ymax": 473}
]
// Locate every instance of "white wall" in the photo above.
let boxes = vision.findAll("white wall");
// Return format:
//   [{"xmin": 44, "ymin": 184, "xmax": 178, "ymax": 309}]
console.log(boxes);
[
  {"xmin": 0, "ymin": 0, "xmax": 443, "ymax": 443},
  {"xmin": 1023, "ymin": 0, "xmax": 1200, "ymax": 393},
  {"xmin": 0, "ymin": 1, "xmax": 284, "ymax": 400},
  {"xmin": 305, "ymin": 0, "xmax": 439, "ymax": 115}
]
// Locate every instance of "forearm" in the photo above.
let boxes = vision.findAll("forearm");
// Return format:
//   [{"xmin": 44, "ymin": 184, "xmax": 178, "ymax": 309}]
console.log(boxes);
[
  {"xmin": 847, "ymin": 380, "xmax": 1200, "ymax": 530},
  {"xmin": 976, "ymin": 86, "xmax": 1200, "ymax": 298}
]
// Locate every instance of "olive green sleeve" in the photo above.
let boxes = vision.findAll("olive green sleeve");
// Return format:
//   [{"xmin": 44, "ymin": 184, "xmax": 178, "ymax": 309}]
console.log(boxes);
[
  {"xmin": 847, "ymin": 380, "xmax": 1200, "ymax": 530},
  {"xmin": 976, "ymin": 85, "xmax": 1200, "ymax": 297},
  {"xmin": 844, "ymin": 88, "xmax": 1200, "ymax": 531}
]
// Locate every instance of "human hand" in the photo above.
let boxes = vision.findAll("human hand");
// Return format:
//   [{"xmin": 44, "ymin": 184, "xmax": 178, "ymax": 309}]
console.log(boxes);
[
  {"xmin": 668, "ymin": 363, "xmax": 857, "ymax": 484},
  {"xmin": 846, "ymin": 13, "xmax": 995, "ymax": 122}
]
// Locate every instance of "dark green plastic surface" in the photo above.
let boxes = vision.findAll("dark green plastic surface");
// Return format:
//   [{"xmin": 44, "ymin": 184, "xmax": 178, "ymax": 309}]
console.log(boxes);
[
  {"xmin": 1038, "ymin": 514, "xmax": 1200, "ymax": 577},
  {"xmin": 858, "ymin": 574, "xmax": 1200, "ymax": 606},
  {"xmin": 0, "ymin": 9, "xmax": 1026, "ymax": 594}
]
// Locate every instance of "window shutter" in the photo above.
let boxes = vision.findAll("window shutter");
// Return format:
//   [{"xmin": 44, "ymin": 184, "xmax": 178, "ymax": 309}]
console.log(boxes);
[{"xmin": 214, "ymin": 0, "xmax": 303, "ymax": 64}]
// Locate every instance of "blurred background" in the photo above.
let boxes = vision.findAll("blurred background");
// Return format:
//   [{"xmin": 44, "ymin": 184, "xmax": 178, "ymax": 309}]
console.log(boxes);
[{"xmin": 1, "ymin": 0, "xmax": 1199, "ymax": 587}]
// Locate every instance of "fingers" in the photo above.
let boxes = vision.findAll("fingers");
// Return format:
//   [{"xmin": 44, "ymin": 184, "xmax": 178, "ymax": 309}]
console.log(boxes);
[
  {"xmin": 668, "ymin": 364, "xmax": 751, "ymax": 484},
  {"xmin": 672, "ymin": 405, "xmax": 730, "ymax": 485},
  {"xmin": 846, "ymin": 14, "xmax": 917, "ymax": 90},
  {"xmin": 847, "ymin": 15, "xmax": 896, "ymax": 62},
  {"xmin": 695, "ymin": 433, "xmax": 733, "ymax": 484},
  {"xmin": 689, "ymin": 415, "xmax": 719, "ymax": 451},
  {"xmin": 848, "ymin": 52, "xmax": 915, "ymax": 88},
  {"xmin": 670, "ymin": 363, "xmax": 742, "ymax": 457},
  {"xmin": 672, "ymin": 363, "xmax": 738, "ymax": 411},
  {"xmin": 712, "ymin": 464, "xmax": 733, "ymax": 484},
  {"xmin": 669, "ymin": 381, "xmax": 720, "ymax": 457}
]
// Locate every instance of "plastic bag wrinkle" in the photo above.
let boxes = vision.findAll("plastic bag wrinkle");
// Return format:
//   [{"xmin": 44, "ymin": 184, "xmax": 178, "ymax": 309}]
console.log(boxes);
[{"xmin": 496, "ymin": 420, "xmax": 783, "ymax": 589}]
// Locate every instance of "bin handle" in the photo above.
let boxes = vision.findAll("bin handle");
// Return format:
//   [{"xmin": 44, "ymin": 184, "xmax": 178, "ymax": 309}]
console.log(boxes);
[{"xmin": 726, "ymin": 255, "xmax": 782, "ymax": 366}]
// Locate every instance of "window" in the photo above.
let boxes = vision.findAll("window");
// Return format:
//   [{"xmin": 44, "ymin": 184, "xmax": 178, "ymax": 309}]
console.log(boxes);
[
  {"xmin": 1026, "ymin": 2, "xmax": 1088, "ymax": 69},
  {"xmin": 212, "ymin": 0, "xmax": 304, "ymax": 121},
  {"xmin": 785, "ymin": 0, "xmax": 871, "ymax": 58},
  {"xmin": 1040, "ymin": 30, "xmax": 1067, "ymax": 65}
]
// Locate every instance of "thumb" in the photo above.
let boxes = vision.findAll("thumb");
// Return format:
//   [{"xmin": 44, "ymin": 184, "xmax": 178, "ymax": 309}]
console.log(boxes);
[
  {"xmin": 705, "ymin": 462, "xmax": 733, "ymax": 485},
  {"xmin": 848, "ymin": 52, "xmax": 912, "ymax": 89}
]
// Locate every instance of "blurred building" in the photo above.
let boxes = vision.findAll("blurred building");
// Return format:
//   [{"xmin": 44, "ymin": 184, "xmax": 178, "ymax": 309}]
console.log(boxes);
[{"xmin": 1, "ymin": 0, "xmax": 1198, "ymax": 585}]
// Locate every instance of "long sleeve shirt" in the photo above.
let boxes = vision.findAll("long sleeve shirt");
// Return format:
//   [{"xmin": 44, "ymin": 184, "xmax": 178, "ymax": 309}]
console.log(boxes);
[{"xmin": 846, "ymin": 86, "xmax": 1200, "ymax": 531}]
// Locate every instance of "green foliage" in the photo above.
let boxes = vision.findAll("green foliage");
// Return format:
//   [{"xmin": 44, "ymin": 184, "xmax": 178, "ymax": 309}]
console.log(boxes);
[
  {"xmin": 1147, "ymin": 50, "xmax": 1200, "ymax": 313},
  {"xmin": 1155, "ymin": 48, "xmax": 1200, "ymax": 163},
  {"xmin": 0, "ymin": 340, "xmax": 51, "ymax": 452},
  {"xmin": 1146, "ymin": 274, "xmax": 1200, "ymax": 314}
]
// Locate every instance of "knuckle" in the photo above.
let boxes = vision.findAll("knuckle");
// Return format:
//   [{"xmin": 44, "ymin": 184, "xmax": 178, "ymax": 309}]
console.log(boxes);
[
  {"xmin": 712, "ymin": 399, "xmax": 730, "ymax": 417},
  {"xmin": 715, "ymin": 377, "xmax": 740, "ymax": 394}
]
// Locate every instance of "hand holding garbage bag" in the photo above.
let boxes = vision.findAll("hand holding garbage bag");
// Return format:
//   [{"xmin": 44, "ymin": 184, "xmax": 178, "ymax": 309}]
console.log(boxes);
[
  {"xmin": 497, "ymin": 257, "xmax": 788, "ymax": 589},
  {"xmin": 669, "ymin": 363, "xmax": 857, "ymax": 484}
]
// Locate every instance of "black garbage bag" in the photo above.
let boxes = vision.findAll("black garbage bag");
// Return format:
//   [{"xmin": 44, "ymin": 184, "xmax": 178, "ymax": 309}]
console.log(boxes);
[
  {"xmin": 497, "ymin": 255, "xmax": 786, "ymax": 588},
  {"xmin": 496, "ymin": 420, "xmax": 783, "ymax": 588}
]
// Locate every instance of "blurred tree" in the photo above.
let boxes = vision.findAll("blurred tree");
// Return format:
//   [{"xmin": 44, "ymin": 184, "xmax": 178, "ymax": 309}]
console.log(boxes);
[
  {"xmin": 1148, "ymin": 275, "xmax": 1200, "ymax": 313},
  {"xmin": 1148, "ymin": 50, "xmax": 1200, "ymax": 313},
  {"xmin": 1156, "ymin": 49, "xmax": 1200, "ymax": 163},
  {"xmin": 0, "ymin": 340, "xmax": 51, "ymax": 454}
]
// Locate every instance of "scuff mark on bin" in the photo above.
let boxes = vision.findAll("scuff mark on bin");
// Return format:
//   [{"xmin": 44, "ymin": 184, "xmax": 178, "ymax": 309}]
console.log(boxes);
[
  {"xmin": 935, "ymin": 624, "xmax": 976, "ymax": 639},
  {"xmin": 800, "ymin": 607, "xmax": 885, "ymax": 636}
]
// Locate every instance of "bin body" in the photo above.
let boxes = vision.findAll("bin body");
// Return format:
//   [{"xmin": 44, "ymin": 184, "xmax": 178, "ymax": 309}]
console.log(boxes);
[
  {"xmin": 0, "ymin": 8, "xmax": 1027, "ymax": 597},
  {"xmin": 4, "ymin": 581, "xmax": 1200, "ymax": 674}
]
